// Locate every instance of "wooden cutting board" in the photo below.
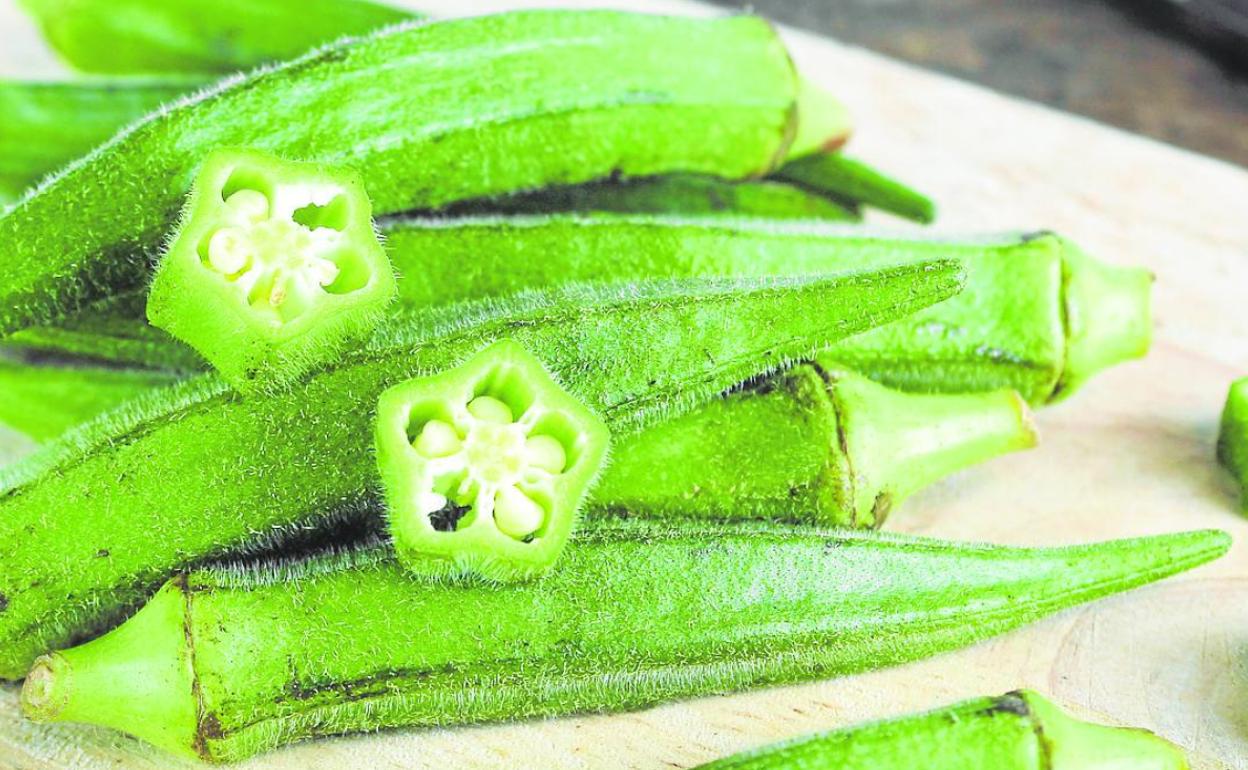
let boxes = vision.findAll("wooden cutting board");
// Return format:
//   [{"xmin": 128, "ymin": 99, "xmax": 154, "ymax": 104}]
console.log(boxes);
[{"xmin": 0, "ymin": 0, "xmax": 1245, "ymax": 767}]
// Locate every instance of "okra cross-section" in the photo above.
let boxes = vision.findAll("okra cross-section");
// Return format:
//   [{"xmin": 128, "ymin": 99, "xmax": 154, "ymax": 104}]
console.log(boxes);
[
  {"xmin": 146, "ymin": 149, "xmax": 396, "ymax": 389},
  {"xmin": 376, "ymin": 340, "xmax": 609, "ymax": 581}
]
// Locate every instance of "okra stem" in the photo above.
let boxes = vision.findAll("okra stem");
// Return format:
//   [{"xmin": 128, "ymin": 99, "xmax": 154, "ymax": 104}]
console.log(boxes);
[
  {"xmin": 776, "ymin": 151, "xmax": 937, "ymax": 224},
  {"xmin": 592, "ymin": 361, "xmax": 1037, "ymax": 527},
  {"xmin": 0, "ymin": 266, "xmax": 962, "ymax": 678},
  {"xmin": 693, "ymin": 690, "xmax": 1189, "ymax": 769},
  {"xmin": 21, "ymin": 522, "xmax": 1228, "ymax": 762}
]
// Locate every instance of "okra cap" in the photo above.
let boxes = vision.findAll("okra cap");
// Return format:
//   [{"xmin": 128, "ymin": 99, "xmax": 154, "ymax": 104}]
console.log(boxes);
[
  {"xmin": 1056, "ymin": 239, "xmax": 1152, "ymax": 401},
  {"xmin": 788, "ymin": 77, "xmax": 853, "ymax": 159},
  {"xmin": 1020, "ymin": 691, "xmax": 1189, "ymax": 769}
]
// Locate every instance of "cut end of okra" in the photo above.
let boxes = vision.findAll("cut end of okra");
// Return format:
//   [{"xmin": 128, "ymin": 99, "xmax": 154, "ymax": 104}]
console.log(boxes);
[
  {"xmin": 1055, "ymin": 239, "xmax": 1152, "ymax": 401},
  {"xmin": 1020, "ymin": 691, "xmax": 1190, "ymax": 770},
  {"xmin": 375, "ymin": 340, "xmax": 609, "ymax": 582},
  {"xmin": 1217, "ymin": 377, "xmax": 1248, "ymax": 511},
  {"xmin": 146, "ymin": 148, "xmax": 396, "ymax": 391},
  {"xmin": 817, "ymin": 360, "xmax": 1038, "ymax": 527},
  {"xmin": 20, "ymin": 581, "xmax": 200, "ymax": 761},
  {"xmin": 787, "ymin": 77, "xmax": 853, "ymax": 159}
]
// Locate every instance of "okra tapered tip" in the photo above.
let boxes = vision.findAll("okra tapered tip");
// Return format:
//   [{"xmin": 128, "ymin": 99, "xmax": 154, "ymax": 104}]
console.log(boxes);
[
  {"xmin": 20, "ymin": 582, "xmax": 200, "ymax": 760},
  {"xmin": 1022, "ymin": 691, "xmax": 1190, "ymax": 770},
  {"xmin": 1056, "ymin": 241, "xmax": 1153, "ymax": 401},
  {"xmin": 788, "ymin": 77, "xmax": 853, "ymax": 159}
]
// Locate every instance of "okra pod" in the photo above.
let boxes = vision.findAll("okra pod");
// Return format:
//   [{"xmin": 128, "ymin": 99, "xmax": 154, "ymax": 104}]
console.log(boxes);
[
  {"xmin": 593, "ymin": 360, "xmax": 1036, "ymax": 528},
  {"xmin": 453, "ymin": 175, "xmax": 861, "ymax": 222},
  {"xmin": 0, "ymin": 358, "xmax": 179, "ymax": 441},
  {"xmin": 694, "ymin": 690, "xmax": 1188, "ymax": 769},
  {"xmin": 20, "ymin": 522, "xmax": 1228, "ymax": 762},
  {"xmin": 8, "ymin": 217, "xmax": 1153, "ymax": 404},
  {"xmin": 146, "ymin": 149, "xmax": 397, "ymax": 390},
  {"xmin": 17, "ymin": 0, "xmax": 413, "ymax": 75},
  {"xmin": 777, "ymin": 151, "xmax": 937, "ymax": 224},
  {"xmin": 1217, "ymin": 377, "xmax": 1248, "ymax": 511},
  {"xmin": 0, "ymin": 78, "xmax": 198, "ymax": 202},
  {"xmin": 376, "ymin": 340, "xmax": 611, "ymax": 580},
  {"xmin": 0, "ymin": 264, "xmax": 962, "ymax": 678},
  {"xmin": 0, "ymin": 11, "xmax": 802, "ymax": 334}
]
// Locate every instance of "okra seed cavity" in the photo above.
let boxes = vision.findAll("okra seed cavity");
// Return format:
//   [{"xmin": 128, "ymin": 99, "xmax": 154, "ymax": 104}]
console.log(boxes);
[{"xmin": 376, "ymin": 339, "xmax": 611, "ymax": 580}]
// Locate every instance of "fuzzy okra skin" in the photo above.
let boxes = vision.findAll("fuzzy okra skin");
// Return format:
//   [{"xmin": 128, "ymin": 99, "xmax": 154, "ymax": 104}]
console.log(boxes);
[
  {"xmin": 147, "ymin": 149, "xmax": 397, "ymax": 390},
  {"xmin": 454, "ymin": 175, "xmax": 861, "ymax": 221},
  {"xmin": 0, "ymin": 78, "xmax": 200, "ymax": 202},
  {"xmin": 376, "ymin": 341, "xmax": 611, "ymax": 580},
  {"xmin": 694, "ymin": 690, "xmax": 1189, "ymax": 769},
  {"xmin": 777, "ymin": 151, "xmax": 937, "ymax": 224},
  {"xmin": 0, "ymin": 264, "xmax": 962, "ymax": 679},
  {"xmin": 17, "ymin": 0, "xmax": 413, "ymax": 75},
  {"xmin": 20, "ymin": 522, "xmax": 1229, "ymax": 762},
  {"xmin": 593, "ymin": 359, "xmax": 1036, "ymax": 528},
  {"xmin": 1217, "ymin": 377, "xmax": 1248, "ymax": 511},
  {"xmin": 0, "ymin": 11, "xmax": 801, "ymax": 335}
]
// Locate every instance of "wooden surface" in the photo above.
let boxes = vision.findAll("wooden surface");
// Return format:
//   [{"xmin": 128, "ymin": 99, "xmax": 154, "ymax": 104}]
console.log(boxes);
[{"xmin": 1, "ymin": 1, "xmax": 1246, "ymax": 767}]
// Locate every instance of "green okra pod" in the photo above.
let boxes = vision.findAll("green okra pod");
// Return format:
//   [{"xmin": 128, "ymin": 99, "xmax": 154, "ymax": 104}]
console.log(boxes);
[
  {"xmin": 0, "ymin": 358, "xmax": 179, "ymax": 441},
  {"xmin": 693, "ymin": 690, "xmax": 1189, "ymax": 769},
  {"xmin": 452, "ymin": 175, "xmax": 861, "ymax": 222},
  {"xmin": 0, "ymin": 264, "xmax": 962, "ymax": 679},
  {"xmin": 1217, "ymin": 377, "xmax": 1248, "ymax": 511},
  {"xmin": 17, "ymin": 0, "xmax": 413, "ymax": 75},
  {"xmin": 776, "ymin": 151, "xmax": 937, "ymax": 224},
  {"xmin": 20, "ymin": 522, "xmax": 1228, "ymax": 762},
  {"xmin": 0, "ymin": 78, "xmax": 200, "ymax": 202},
  {"xmin": 8, "ymin": 216, "xmax": 1153, "ymax": 404},
  {"xmin": 0, "ymin": 10, "xmax": 802, "ymax": 335},
  {"xmin": 593, "ymin": 360, "xmax": 1037, "ymax": 528},
  {"xmin": 146, "ymin": 148, "xmax": 397, "ymax": 390}
]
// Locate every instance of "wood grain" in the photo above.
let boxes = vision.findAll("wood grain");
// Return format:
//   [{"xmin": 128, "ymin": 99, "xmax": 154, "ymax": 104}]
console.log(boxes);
[{"xmin": 0, "ymin": 0, "xmax": 1245, "ymax": 767}]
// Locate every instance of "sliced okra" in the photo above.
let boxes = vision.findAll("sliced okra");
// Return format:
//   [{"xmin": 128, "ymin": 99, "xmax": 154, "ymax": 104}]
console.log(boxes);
[
  {"xmin": 376, "ymin": 340, "xmax": 609, "ymax": 581},
  {"xmin": 146, "ymin": 149, "xmax": 396, "ymax": 390}
]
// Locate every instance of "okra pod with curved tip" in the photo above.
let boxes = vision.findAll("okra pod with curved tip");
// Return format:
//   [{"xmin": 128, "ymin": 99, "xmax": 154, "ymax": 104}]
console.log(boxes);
[
  {"xmin": 20, "ymin": 522, "xmax": 1229, "ymax": 762},
  {"xmin": 147, "ymin": 148, "xmax": 397, "ymax": 390},
  {"xmin": 777, "ymin": 151, "xmax": 937, "ymax": 223},
  {"xmin": 694, "ymin": 690, "xmax": 1189, "ymax": 769},
  {"xmin": 0, "ymin": 78, "xmax": 200, "ymax": 202},
  {"xmin": 593, "ymin": 360, "xmax": 1036, "ymax": 528},
  {"xmin": 17, "ymin": 0, "xmax": 413, "ymax": 75},
  {"xmin": 0, "ymin": 10, "xmax": 801, "ymax": 335},
  {"xmin": 376, "ymin": 340, "xmax": 611, "ymax": 581},
  {"xmin": 453, "ymin": 175, "xmax": 861, "ymax": 221},
  {"xmin": 0, "ymin": 263, "xmax": 962, "ymax": 679},
  {"xmin": 1217, "ymin": 377, "xmax": 1248, "ymax": 511}
]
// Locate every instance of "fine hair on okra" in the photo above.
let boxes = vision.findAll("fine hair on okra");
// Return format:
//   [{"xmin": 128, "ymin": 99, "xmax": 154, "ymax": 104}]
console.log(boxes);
[
  {"xmin": 0, "ymin": 10, "xmax": 805, "ymax": 335},
  {"xmin": 146, "ymin": 148, "xmax": 397, "ymax": 390},
  {"xmin": 0, "ymin": 264, "xmax": 963, "ymax": 679},
  {"xmin": 9, "ymin": 215, "xmax": 1153, "ymax": 405},
  {"xmin": 19, "ymin": 521, "xmax": 1229, "ymax": 762},
  {"xmin": 692, "ymin": 690, "xmax": 1190, "ymax": 769}
]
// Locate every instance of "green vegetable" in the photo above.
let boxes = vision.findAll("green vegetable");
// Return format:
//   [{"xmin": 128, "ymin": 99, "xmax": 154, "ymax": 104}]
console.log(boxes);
[
  {"xmin": 1217, "ymin": 377, "xmax": 1248, "ymax": 511},
  {"xmin": 17, "ymin": 0, "xmax": 412, "ymax": 75},
  {"xmin": 693, "ymin": 690, "xmax": 1188, "ymax": 769},
  {"xmin": 20, "ymin": 522, "xmax": 1227, "ymax": 762},
  {"xmin": 777, "ymin": 152, "xmax": 936, "ymax": 223},
  {"xmin": 453, "ymin": 175, "xmax": 861, "ymax": 221},
  {"xmin": 0, "ymin": 10, "xmax": 801, "ymax": 335},
  {"xmin": 146, "ymin": 148, "xmax": 396, "ymax": 390},
  {"xmin": 376, "ymin": 340, "xmax": 609, "ymax": 581},
  {"xmin": 0, "ymin": 78, "xmax": 199, "ymax": 202},
  {"xmin": 0, "ymin": 264, "xmax": 961, "ymax": 679},
  {"xmin": 8, "ymin": 217, "xmax": 1153, "ymax": 405},
  {"xmin": 594, "ymin": 360, "xmax": 1036, "ymax": 528},
  {"xmin": 0, "ymin": 357, "xmax": 179, "ymax": 441}
]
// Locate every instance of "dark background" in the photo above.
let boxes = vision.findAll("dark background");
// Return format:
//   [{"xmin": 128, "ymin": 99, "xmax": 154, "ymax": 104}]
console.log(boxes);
[{"xmin": 707, "ymin": 0, "xmax": 1248, "ymax": 167}]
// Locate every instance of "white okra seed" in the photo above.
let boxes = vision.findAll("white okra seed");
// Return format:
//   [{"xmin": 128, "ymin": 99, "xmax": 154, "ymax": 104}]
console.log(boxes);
[
  {"xmin": 494, "ymin": 486, "xmax": 544, "ymax": 539},
  {"xmin": 524, "ymin": 435, "xmax": 567, "ymax": 474},
  {"xmin": 224, "ymin": 189, "xmax": 270, "ymax": 222},
  {"xmin": 414, "ymin": 420, "xmax": 461, "ymax": 458},
  {"xmin": 467, "ymin": 396, "xmax": 513, "ymax": 424},
  {"xmin": 207, "ymin": 228, "xmax": 253, "ymax": 276}
]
